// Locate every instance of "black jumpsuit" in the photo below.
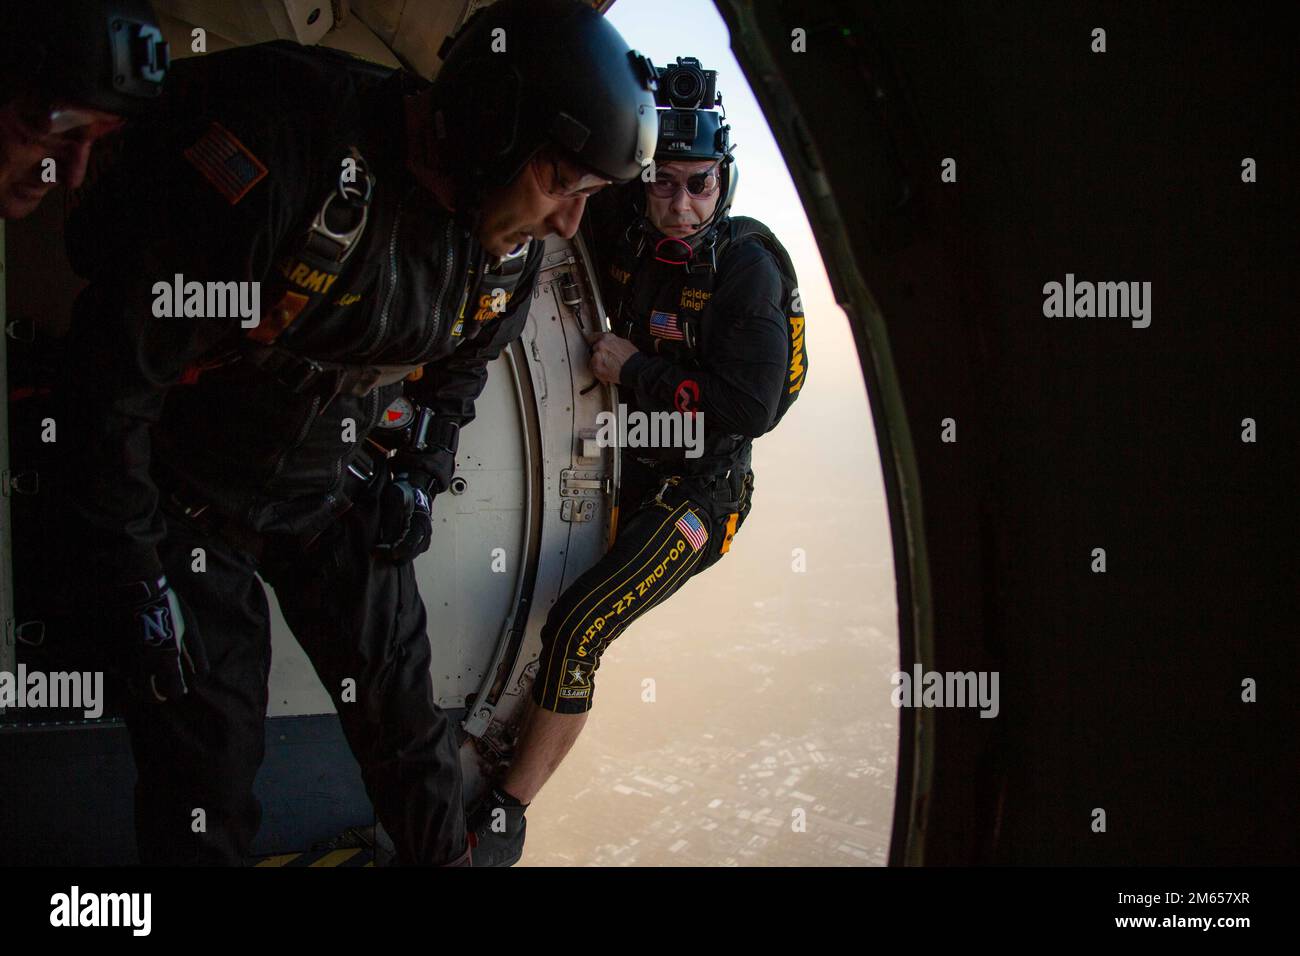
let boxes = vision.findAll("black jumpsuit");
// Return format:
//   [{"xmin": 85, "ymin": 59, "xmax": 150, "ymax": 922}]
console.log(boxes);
[
  {"xmin": 531, "ymin": 214, "xmax": 794, "ymax": 714},
  {"xmin": 61, "ymin": 42, "xmax": 542, "ymax": 865}
]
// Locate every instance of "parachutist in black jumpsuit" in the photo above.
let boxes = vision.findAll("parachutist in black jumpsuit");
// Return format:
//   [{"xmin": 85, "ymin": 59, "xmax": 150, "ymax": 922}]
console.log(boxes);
[
  {"xmin": 63, "ymin": 42, "xmax": 542, "ymax": 866},
  {"xmin": 531, "ymin": 207, "xmax": 800, "ymax": 713}
]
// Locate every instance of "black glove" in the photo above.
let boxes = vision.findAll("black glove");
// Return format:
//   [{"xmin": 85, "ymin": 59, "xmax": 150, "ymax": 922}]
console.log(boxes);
[
  {"xmin": 113, "ymin": 576, "xmax": 209, "ymax": 703},
  {"xmin": 372, "ymin": 473, "xmax": 434, "ymax": 564},
  {"xmin": 466, "ymin": 786, "xmax": 530, "ymax": 867}
]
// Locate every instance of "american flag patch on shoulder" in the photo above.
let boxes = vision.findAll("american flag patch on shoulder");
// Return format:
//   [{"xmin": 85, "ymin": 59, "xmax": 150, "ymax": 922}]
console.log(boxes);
[
  {"xmin": 675, "ymin": 509, "xmax": 708, "ymax": 552},
  {"xmin": 649, "ymin": 310, "xmax": 685, "ymax": 341},
  {"xmin": 183, "ymin": 121, "xmax": 268, "ymax": 205}
]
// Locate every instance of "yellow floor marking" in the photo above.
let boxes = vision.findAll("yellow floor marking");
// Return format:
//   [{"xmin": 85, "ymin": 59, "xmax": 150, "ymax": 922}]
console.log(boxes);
[{"xmin": 309, "ymin": 848, "xmax": 361, "ymax": 867}]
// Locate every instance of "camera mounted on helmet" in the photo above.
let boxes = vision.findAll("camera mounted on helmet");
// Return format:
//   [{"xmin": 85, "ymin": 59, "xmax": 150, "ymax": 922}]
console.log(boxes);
[
  {"xmin": 625, "ymin": 56, "xmax": 737, "ymax": 273},
  {"xmin": 653, "ymin": 57, "xmax": 729, "ymax": 162}
]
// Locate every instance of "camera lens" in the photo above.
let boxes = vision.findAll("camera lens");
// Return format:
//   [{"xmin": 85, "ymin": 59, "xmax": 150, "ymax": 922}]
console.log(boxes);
[{"xmin": 669, "ymin": 68, "xmax": 703, "ymax": 106}]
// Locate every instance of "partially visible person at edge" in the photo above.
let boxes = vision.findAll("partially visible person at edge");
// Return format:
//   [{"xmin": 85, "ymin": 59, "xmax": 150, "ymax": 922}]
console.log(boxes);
[{"xmin": 0, "ymin": 1, "xmax": 168, "ymax": 221}]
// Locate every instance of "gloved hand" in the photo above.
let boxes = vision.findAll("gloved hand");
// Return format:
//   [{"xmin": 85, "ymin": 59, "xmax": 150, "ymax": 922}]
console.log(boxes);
[
  {"xmin": 372, "ymin": 473, "xmax": 434, "ymax": 564},
  {"xmin": 113, "ymin": 576, "xmax": 208, "ymax": 703},
  {"xmin": 466, "ymin": 786, "xmax": 530, "ymax": 867}
]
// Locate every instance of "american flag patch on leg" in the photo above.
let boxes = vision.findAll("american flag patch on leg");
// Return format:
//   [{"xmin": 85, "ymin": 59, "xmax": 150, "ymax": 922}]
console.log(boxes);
[
  {"xmin": 183, "ymin": 121, "xmax": 268, "ymax": 205},
  {"xmin": 675, "ymin": 509, "xmax": 709, "ymax": 552}
]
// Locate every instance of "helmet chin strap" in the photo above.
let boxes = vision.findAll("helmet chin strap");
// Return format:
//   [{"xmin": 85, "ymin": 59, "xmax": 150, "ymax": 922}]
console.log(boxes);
[
  {"xmin": 635, "ymin": 161, "xmax": 734, "ymax": 273},
  {"xmin": 653, "ymin": 235, "xmax": 694, "ymax": 265},
  {"xmin": 645, "ymin": 214, "xmax": 728, "ymax": 273}
]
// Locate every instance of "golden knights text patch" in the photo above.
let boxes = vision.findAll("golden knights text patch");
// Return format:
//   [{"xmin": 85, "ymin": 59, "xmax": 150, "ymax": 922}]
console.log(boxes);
[{"xmin": 183, "ymin": 121, "xmax": 268, "ymax": 205}]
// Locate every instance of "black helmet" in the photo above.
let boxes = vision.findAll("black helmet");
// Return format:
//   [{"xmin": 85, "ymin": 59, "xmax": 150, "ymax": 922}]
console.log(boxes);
[
  {"xmin": 0, "ymin": 1, "xmax": 169, "ymax": 116},
  {"xmin": 431, "ymin": 0, "xmax": 658, "ymax": 196}
]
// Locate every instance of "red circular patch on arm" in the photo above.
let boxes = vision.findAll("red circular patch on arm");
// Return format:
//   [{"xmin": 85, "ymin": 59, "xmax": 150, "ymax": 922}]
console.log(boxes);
[{"xmin": 673, "ymin": 379, "xmax": 700, "ymax": 414}]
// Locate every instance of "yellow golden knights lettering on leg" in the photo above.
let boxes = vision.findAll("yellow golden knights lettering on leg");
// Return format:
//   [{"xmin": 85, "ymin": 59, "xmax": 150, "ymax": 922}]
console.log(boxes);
[
  {"xmin": 637, "ymin": 538, "xmax": 688, "ymax": 594},
  {"xmin": 542, "ymin": 505, "xmax": 699, "ymax": 697},
  {"xmin": 611, "ymin": 590, "xmax": 636, "ymax": 615}
]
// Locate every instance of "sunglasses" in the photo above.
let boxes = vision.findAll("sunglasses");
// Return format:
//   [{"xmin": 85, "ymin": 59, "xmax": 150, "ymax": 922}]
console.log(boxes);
[
  {"xmin": 645, "ymin": 163, "xmax": 721, "ymax": 199},
  {"xmin": 535, "ymin": 149, "xmax": 611, "ymax": 201}
]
